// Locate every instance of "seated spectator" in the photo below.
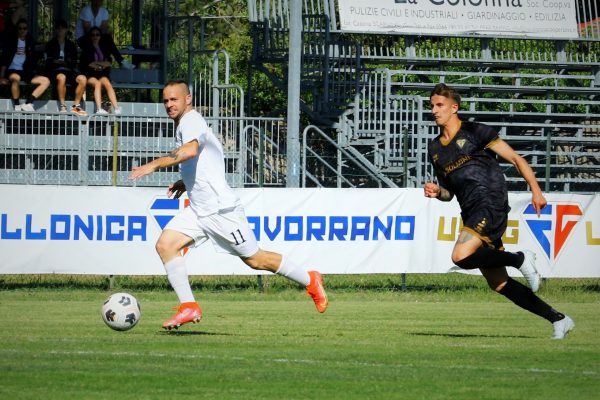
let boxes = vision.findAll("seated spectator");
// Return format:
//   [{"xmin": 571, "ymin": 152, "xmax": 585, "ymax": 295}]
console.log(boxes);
[
  {"xmin": 79, "ymin": 26, "xmax": 121, "ymax": 114},
  {"xmin": 45, "ymin": 19, "xmax": 87, "ymax": 115},
  {"xmin": 0, "ymin": 18, "xmax": 50, "ymax": 111},
  {"xmin": 75, "ymin": 0, "xmax": 134, "ymax": 70}
]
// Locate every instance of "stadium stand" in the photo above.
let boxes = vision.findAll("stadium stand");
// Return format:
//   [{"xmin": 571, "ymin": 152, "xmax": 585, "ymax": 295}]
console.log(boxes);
[
  {"xmin": 0, "ymin": 1, "xmax": 283, "ymax": 188},
  {"xmin": 0, "ymin": 1, "xmax": 598, "ymax": 193},
  {"xmin": 0, "ymin": 97, "xmax": 285, "ymax": 188},
  {"xmin": 249, "ymin": 0, "xmax": 600, "ymax": 192}
]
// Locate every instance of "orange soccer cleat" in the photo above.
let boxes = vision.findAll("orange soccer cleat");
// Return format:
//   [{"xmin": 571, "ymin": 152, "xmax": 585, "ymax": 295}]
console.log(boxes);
[
  {"xmin": 306, "ymin": 271, "xmax": 328, "ymax": 313},
  {"xmin": 162, "ymin": 302, "xmax": 203, "ymax": 330}
]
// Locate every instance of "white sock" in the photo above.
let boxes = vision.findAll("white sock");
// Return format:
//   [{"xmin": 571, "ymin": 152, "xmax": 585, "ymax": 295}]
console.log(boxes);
[
  {"xmin": 275, "ymin": 255, "xmax": 310, "ymax": 286},
  {"xmin": 164, "ymin": 257, "xmax": 195, "ymax": 303}
]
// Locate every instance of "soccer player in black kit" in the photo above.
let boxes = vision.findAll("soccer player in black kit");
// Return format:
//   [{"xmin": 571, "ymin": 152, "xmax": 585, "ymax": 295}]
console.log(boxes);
[{"xmin": 424, "ymin": 83, "xmax": 574, "ymax": 339}]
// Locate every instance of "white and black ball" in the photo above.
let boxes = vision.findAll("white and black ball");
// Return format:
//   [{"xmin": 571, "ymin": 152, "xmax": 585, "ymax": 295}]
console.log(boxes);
[{"xmin": 101, "ymin": 292, "xmax": 141, "ymax": 331}]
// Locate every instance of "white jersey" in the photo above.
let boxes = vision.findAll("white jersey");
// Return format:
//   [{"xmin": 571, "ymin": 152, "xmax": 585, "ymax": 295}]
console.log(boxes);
[
  {"xmin": 176, "ymin": 109, "xmax": 239, "ymax": 216},
  {"xmin": 75, "ymin": 5, "xmax": 109, "ymax": 39}
]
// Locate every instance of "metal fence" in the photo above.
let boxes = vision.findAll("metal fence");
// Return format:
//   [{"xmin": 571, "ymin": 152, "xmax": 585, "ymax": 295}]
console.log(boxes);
[
  {"xmin": 249, "ymin": 0, "xmax": 600, "ymax": 82},
  {"xmin": 251, "ymin": 0, "xmax": 600, "ymax": 40},
  {"xmin": 386, "ymin": 69, "xmax": 599, "ymax": 98},
  {"xmin": 0, "ymin": 111, "xmax": 285, "ymax": 188},
  {"xmin": 302, "ymin": 123, "xmax": 398, "ymax": 188},
  {"xmin": 302, "ymin": 92, "xmax": 600, "ymax": 192},
  {"xmin": 1, "ymin": 104, "xmax": 598, "ymax": 192}
]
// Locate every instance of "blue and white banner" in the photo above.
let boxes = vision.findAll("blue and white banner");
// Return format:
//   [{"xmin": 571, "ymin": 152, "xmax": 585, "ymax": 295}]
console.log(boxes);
[
  {"xmin": 0, "ymin": 185, "xmax": 598, "ymax": 277},
  {"xmin": 338, "ymin": 0, "xmax": 579, "ymax": 39}
]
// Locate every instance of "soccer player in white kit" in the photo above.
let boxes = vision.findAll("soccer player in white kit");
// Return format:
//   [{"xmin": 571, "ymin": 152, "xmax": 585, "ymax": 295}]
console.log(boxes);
[{"xmin": 128, "ymin": 80, "xmax": 328, "ymax": 329}]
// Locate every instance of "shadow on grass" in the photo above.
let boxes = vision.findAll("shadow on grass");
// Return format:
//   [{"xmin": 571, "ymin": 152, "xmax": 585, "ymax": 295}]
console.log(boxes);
[
  {"xmin": 159, "ymin": 330, "xmax": 235, "ymax": 336},
  {"xmin": 581, "ymin": 283, "xmax": 600, "ymax": 292},
  {"xmin": 409, "ymin": 331, "xmax": 534, "ymax": 339}
]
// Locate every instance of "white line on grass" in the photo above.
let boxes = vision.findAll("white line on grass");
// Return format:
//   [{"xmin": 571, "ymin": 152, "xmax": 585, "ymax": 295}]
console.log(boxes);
[{"xmin": 1, "ymin": 348, "xmax": 596, "ymax": 377}]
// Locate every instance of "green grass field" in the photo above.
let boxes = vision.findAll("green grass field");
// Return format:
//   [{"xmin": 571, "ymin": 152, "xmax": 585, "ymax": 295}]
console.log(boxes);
[{"xmin": 1, "ymin": 275, "xmax": 599, "ymax": 400}]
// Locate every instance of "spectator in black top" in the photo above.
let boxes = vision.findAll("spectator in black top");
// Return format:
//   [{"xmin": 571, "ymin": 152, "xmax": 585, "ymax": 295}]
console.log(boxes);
[
  {"xmin": 45, "ymin": 19, "xmax": 87, "ymax": 115},
  {"xmin": 0, "ymin": 18, "xmax": 49, "ymax": 111},
  {"xmin": 79, "ymin": 26, "xmax": 121, "ymax": 114}
]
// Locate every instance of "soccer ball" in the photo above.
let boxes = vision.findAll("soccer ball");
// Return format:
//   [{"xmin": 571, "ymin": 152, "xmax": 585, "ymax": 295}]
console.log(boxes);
[{"xmin": 101, "ymin": 292, "xmax": 141, "ymax": 331}]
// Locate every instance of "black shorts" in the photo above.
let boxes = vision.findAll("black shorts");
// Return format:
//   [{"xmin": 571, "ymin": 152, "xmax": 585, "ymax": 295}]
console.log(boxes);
[
  {"xmin": 461, "ymin": 204, "xmax": 510, "ymax": 250},
  {"xmin": 48, "ymin": 69, "xmax": 81, "ymax": 85},
  {"xmin": 83, "ymin": 67, "xmax": 111, "ymax": 80}
]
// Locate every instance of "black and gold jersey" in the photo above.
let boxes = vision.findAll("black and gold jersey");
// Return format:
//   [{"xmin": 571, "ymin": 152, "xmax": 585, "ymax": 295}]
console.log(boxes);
[{"xmin": 428, "ymin": 121, "xmax": 509, "ymax": 218}]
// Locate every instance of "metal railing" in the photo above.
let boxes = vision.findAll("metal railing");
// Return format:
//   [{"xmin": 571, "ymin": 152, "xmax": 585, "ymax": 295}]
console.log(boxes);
[
  {"xmin": 328, "ymin": 91, "xmax": 600, "ymax": 192},
  {"xmin": 385, "ymin": 69, "xmax": 599, "ymax": 97},
  {"xmin": 1, "ymin": 103, "xmax": 598, "ymax": 192},
  {"xmin": 249, "ymin": 0, "xmax": 600, "ymax": 89},
  {"xmin": 250, "ymin": 0, "xmax": 600, "ymax": 41},
  {"xmin": 0, "ymin": 111, "xmax": 285, "ymax": 188},
  {"xmin": 298, "ymin": 63, "xmax": 600, "ymax": 192},
  {"xmin": 301, "ymin": 123, "xmax": 397, "ymax": 188}
]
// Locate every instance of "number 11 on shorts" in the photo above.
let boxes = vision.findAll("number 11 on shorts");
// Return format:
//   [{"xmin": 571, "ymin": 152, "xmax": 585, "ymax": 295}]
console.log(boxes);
[{"xmin": 231, "ymin": 229, "xmax": 246, "ymax": 245}]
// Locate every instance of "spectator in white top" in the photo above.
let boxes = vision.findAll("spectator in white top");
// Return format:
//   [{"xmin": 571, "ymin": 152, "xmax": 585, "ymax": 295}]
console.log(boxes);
[
  {"xmin": 0, "ymin": 18, "xmax": 50, "ymax": 111},
  {"xmin": 75, "ymin": 0, "xmax": 134, "ymax": 70}
]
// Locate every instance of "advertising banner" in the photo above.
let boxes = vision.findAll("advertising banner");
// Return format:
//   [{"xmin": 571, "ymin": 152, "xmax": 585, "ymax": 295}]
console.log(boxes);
[
  {"xmin": 338, "ymin": 0, "xmax": 579, "ymax": 39},
  {"xmin": 1, "ymin": 185, "xmax": 598, "ymax": 277}
]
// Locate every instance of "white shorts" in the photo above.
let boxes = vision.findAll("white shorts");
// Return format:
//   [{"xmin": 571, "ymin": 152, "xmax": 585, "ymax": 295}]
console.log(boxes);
[{"xmin": 164, "ymin": 205, "xmax": 259, "ymax": 258}]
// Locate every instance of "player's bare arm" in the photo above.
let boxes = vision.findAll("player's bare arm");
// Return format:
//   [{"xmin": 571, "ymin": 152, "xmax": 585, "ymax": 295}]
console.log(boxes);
[
  {"xmin": 128, "ymin": 140, "xmax": 199, "ymax": 180},
  {"xmin": 437, "ymin": 186, "xmax": 453, "ymax": 201},
  {"xmin": 424, "ymin": 182, "xmax": 454, "ymax": 201},
  {"xmin": 489, "ymin": 139, "xmax": 547, "ymax": 216}
]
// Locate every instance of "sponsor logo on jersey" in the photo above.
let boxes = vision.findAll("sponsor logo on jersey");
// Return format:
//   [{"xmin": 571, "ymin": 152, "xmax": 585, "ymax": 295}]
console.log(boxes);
[{"xmin": 441, "ymin": 154, "xmax": 472, "ymax": 176}]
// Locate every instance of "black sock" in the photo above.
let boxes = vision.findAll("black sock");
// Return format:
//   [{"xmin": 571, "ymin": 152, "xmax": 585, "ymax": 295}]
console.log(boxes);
[
  {"xmin": 26, "ymin": 96, "xmax": 36, "ymax": 104},
  {"xmin": 12, "ymin": 98, "xmax": 19, "ymax": 106},
  {"xmin": 455, "ymin": 247, "xmax": 524, "ymax": 270},
  {"xmin": 499, "ymin": 278, "xmax": 564, "ymax": 323}
]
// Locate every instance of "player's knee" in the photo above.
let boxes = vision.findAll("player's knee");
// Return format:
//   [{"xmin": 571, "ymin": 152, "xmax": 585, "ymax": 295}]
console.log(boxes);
[
  {"xmin": 452, "ymin": 244, "xmax": 482, "ymax": 267},
  {"xmin": 155, "ymin": 239, "xmax": 172, "ymax": 259},
  {"xmin": 451, "ymin": 250, "xmax": 471, "ymax": 266},
  {"xmin": 453, "ymin": 253, "xmax": 479, "ymax": 270},
  {"xmin": 451, "ymin": 253, "xmax": 463, "ymax": 265},
  {"xmin": 154, "ymin": 240, "xmax": 164, "ymax": 257}
]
